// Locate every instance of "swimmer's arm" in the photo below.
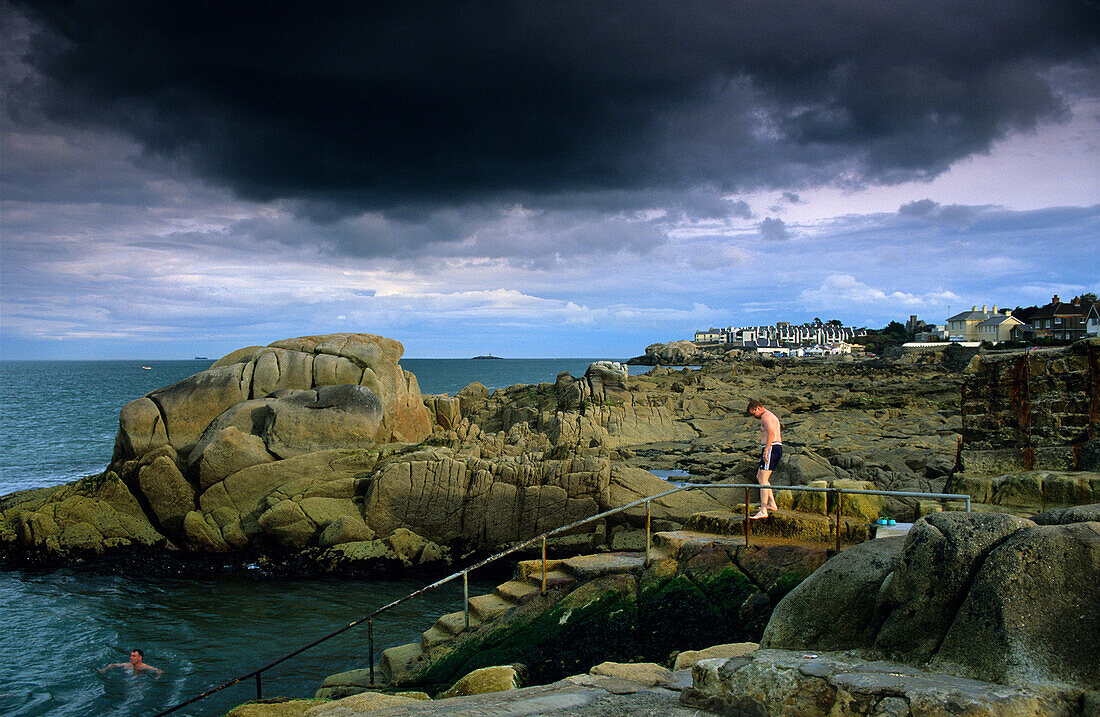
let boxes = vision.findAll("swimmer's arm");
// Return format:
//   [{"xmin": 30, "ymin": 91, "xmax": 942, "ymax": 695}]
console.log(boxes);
[{"xmin": 98, "ymin": 662, "xmax": 126, "ymax": 673}]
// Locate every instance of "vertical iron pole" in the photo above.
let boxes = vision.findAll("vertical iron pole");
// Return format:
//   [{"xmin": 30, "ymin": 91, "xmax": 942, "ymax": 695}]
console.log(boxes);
[
  {"xmin": 463, "ymin": 571, "xmax": 470, "ymax": 629},
  {"xmin": 744, "ymin": 487, "xmax": 751, "ymax": 546},
  {"xmin": 368, "ymin": 618, "xmax": 375, "ymax": 687},
  {"xmin": 255, "ymin": 672, "xmax": 262, "ymax": 700},
  {"xmin": 541, "ymin": 536, "xmax": 547, "ymax": 595},
  {"xmin": 645, "ymin": 501, "xmax": 652, "ymax": 565},
  {"xmin": 834, "ymin": 489, "xmax": 843, "ymax": 552}
]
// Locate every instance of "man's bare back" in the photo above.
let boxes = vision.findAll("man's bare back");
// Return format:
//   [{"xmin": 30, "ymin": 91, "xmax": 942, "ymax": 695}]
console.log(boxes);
[{"xmin": 758, "ymin": 409, "xmax": 782, "ymax": 446}]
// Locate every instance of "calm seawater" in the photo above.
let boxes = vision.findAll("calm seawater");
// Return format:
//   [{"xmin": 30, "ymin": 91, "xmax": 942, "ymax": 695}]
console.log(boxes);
[{"xmin": 0, "ymin": 358, "xmax": 615, "ymax": 716}]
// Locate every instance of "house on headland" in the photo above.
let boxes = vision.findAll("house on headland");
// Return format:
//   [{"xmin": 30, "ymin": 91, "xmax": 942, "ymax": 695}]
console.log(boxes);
[
  {"xmin": 947, "ymin": 306, "xmax": 1001, "ymax": 342},
  {"xmin": 975, "ymin": 313, "xmax": 1025, "ymax": 344},
  {"xmin": 1028, "ymin": 295, "xmax": 1091, "ymax": 341}
]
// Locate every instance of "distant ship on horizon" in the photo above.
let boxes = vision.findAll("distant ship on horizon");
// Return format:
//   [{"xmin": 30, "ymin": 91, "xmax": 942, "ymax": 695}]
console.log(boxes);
[{"xmin": 194, "ymin": 356, "xmax": 209, "ymax": 360}]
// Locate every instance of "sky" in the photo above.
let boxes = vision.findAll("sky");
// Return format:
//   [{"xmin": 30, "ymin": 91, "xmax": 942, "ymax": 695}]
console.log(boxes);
[{"xmin": 2, "ymin": 1, "xmax": 1098, "ymax": 360}]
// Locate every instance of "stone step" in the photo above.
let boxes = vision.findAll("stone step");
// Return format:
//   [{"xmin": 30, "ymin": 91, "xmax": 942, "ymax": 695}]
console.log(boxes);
[
  {"xmin": 419, "ymin": 625, "xmax": 453, "ymax": 650},
  {"xmin": 380, "ymin": 641, "xmax": 423, "ymax": 684},
  {"xmin": 494, "ymin": 579, "xmax": 540, "ymax": 604},
  {"xmin": 467, "ymin": 593, "xmax": 513, "ymax": 622},
  {"xmin": 651, "ymin": 530, "xmax": 743, "ymax": 559},
  {"xmin": 560, "ymin": 552, "xmax": 646, "ymax": 580},
  {"xmin": 431, "ymin": 609, "xmax": 480, "ymax": 638},
  {"xmin": 525, "ymin": 568, "xmax": 576, "ymax": 591},
  {"xmin": 515, "ymin": 558, "xmax": 564, "ymax": 582}
]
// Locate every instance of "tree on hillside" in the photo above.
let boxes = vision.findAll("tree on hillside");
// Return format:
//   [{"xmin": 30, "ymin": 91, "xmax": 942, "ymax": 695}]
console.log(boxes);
[{"xmin": 852, "ymin": 320, "xmax": 911, "ymax": 355}]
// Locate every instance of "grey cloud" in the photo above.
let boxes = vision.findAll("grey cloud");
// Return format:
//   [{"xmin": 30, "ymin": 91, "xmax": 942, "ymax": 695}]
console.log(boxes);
[
  {"xmin": 898, "ymin": 199, "xmax": 988, "ymax": 225},
  {"xmin": 899, "ymin": 199, "xmax": 940, "ymax": 216},
  {"xmin": 5, "ymin": 0, "xmax": 1098, "ymax": 216},
  {"xmin": 759, "ymin": 217, "xmax": 790, "ymax": 241}
]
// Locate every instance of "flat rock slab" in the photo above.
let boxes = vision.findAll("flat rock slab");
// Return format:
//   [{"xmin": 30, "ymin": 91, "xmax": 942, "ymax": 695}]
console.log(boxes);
[
  {"xmin": 561, "ymin": 553, "xmax": 646, "ymax": 580},
  {"xmin": 685, "ymin": 648, "xmax": 1086, "ymax": 716},
  {"xmin": 320, "ymin": 677, "xmax": 699, "ymax": 717}
]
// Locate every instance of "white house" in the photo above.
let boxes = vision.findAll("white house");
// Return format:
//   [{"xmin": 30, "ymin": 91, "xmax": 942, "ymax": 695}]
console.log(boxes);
[
  {"xmin": 975, "ymin": 313, "xmax": 1024, "ymax": 344},
  {"xmin": 1087, "ymin": 303, "xmax": 1100, "ymax": 337}
]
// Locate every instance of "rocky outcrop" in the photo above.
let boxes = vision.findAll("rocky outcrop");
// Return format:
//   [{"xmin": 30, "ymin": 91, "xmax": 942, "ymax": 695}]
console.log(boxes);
[
  {"xmin": 0, "ymin": 472, "xmax": 165, "ymax": 558},
  {"xmin": 8, "ymin": 336, "xmax": 1097, "ymax": 568},
  {"xmin": 3, "ymin": 349, "xmax": 732, "ymax": 564},
  {"xmin": 627, "ymin": 340, "xmax": 708, "ymax": 366},
  {"xmin": 762, "ymin": 508, "xmax": 1100, "ymax": 697}
]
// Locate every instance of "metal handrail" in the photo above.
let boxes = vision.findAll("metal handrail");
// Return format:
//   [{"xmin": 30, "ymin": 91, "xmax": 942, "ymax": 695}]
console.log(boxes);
[{"xmin": 152, "ymin": 481, "xmax": 970, "ymax": 715}]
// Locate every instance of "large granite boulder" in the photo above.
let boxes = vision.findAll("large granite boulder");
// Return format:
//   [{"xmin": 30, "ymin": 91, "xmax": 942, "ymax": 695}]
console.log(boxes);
[
  {"xmin": 874, "ymin": 512, "xmax": 1035, "ymax": 663},
  {"xmin": 762, "ymin": 537, "xmax": 904, "ymax": 651},
  {"xmin": 114, "ymin": 333, "xmax": 431, "ymax": 471},
  {"xmin": 932, "ymin": 520, "xmax": 1100, "ymax": 688},
  {"xmin": 762, "ymin": 508, "xmax": 1100, "ymax": 695}
]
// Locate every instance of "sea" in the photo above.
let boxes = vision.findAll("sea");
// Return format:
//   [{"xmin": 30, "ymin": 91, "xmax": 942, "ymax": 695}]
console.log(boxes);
[{"xmin": 0, "ymin": 358, "xmax": 635, "ymax": 717}]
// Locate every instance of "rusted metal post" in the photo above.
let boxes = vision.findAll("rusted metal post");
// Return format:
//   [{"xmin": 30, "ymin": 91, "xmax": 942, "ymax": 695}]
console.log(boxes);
[
  {"xmin": 463, "ymin": 571, "xmax": 470, "ymax": 629},
  {"xmin": 744, "ymin": 487, "xmax": 751, "ymax": 546},
  {"xmin": 255, "ymin": 672, "xmax": 262, "ymax": 700},
  {"xmin": 541, "ymin": 536, "xmax": 547, "ymax": 595},
  {"xmin": 368, "ymin": 618, "xmax": 375, "ymax": 686},
  {"xmin": 835, "ymin": 489, "xmax": 843, "ymax": 552},
  {"xmin": 645, "ymin": 501, "xmax": 652, "ymax": 565}
]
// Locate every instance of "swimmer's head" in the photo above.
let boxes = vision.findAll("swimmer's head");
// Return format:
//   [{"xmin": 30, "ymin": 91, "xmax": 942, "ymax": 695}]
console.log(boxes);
[{"xmin": 130, "ymin": 649, "xmax": 144, "ymax": 665}]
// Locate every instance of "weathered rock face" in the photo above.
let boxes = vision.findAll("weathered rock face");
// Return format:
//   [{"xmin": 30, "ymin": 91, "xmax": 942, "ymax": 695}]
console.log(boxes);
[
  {"xmin": 762, "ymin": 508, "xmax": 1100, "ymax": 695},
  {"xmin": 960, "ymin": 338, "xmax": 1100, "ymax": 474},
  {"xmin": 684, "ymin": 649, "xmax": 1084, "ymax": 717}
]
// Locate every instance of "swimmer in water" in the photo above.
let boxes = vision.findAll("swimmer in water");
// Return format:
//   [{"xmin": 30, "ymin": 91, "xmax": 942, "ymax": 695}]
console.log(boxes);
[{"xmin": 98, "ymin": 649, "xmax": 162, "ymax": 676}]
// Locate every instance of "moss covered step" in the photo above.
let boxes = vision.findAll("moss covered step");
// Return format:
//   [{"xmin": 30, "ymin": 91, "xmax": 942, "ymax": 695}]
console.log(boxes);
[{"xmin": 684, "ymin": 509, "xmax": 870, "ymax": 544}]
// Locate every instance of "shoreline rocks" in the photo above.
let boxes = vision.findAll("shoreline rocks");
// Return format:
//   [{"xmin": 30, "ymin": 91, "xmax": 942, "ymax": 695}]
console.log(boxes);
[{"xmin": 5, "ymin": 338, "xmax": 1099, "ymax": 574}]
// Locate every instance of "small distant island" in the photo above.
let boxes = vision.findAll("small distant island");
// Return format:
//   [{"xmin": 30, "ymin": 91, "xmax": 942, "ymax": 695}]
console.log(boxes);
[{"xmin": 471, "ymin": 354, "xmax": 503, "ymax": 360}]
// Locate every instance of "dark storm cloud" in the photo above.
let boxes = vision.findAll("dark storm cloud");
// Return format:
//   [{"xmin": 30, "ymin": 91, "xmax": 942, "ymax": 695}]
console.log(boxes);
[{"xmin": 6, "ymin": 0, "xmax": 1100, "ymax": 213}]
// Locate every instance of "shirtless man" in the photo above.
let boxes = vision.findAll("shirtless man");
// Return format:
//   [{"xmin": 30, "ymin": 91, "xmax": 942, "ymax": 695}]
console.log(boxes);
[
  {"xmin": 99, "ymin": 649, "xmax": 162, "ymax": 676},
  {"xmin": 747, "ymin": 399, "xmax": 782, "ymax": 519}
]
